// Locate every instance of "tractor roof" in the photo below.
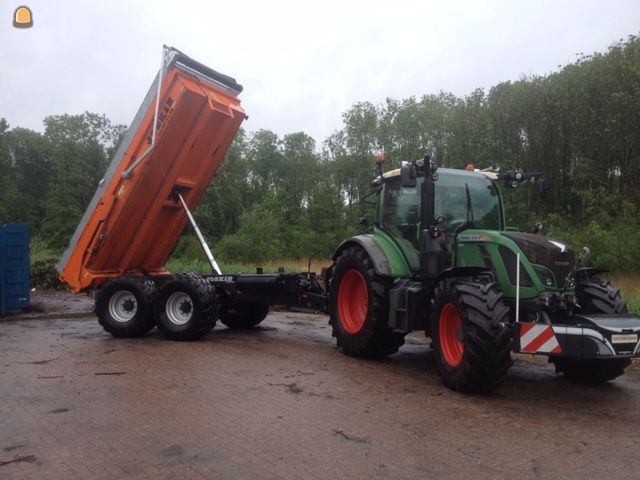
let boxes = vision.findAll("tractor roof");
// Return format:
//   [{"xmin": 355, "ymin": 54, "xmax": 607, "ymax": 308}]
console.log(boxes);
[{"xmin": 373, "ymin": 167, "xmax": 498, "ymax": 185}]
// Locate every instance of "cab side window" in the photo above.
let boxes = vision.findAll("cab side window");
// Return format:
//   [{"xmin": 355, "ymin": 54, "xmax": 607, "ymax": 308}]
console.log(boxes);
[{"xmin": 380, "ymin": 179, "xmax": 420, "ymax": 249}]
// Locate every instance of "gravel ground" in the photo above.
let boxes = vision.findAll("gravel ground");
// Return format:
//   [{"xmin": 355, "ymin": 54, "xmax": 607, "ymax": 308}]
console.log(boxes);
[{"xmin": 0, "ymin": 291, "xmax": 639, "ymax": 479}]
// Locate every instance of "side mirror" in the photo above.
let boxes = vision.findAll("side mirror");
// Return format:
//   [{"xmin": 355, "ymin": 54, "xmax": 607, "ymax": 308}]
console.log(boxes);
[
  {"xmin": 532, "ymin": 222, "xmax": 544, "ymax": 234},
  {"xmin": 400, "ymin": 162, "xmax": 417, "ymax": 187},
  {"xmin": 578, "ymin": 246, "xmax": 591, "ymax": 265},
  {"xmin": 536, "ymin": 178, "xmax": 549, "ymax": 200}
]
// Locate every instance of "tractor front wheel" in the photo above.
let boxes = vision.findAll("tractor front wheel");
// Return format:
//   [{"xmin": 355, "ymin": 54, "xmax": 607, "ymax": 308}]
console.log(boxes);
[
  {"xmin": 329, "ymin": 247, "xmax": 404, "ymax": 357},
  {"xmin": 575, "ymin": 274, "xmax": 628, "ymax": 314},
  {"xmin": 549, "ymin": 273, "xmax": 630, "ymax": 382},
  {"xmin": 431, "ymin": 280, "xmax": 512, "ymax": 392}
]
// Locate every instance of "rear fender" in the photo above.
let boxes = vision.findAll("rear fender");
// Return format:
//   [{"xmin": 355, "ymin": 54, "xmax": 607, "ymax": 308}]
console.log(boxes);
[{"xmin": 332, "ymin": 235, "xmax": 411, "ymax": 278}]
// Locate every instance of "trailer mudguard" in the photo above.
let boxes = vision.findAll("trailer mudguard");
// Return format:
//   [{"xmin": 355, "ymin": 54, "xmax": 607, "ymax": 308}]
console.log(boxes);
[{"xmin": 332, "ymin": 234, "xmax": 412, "ymax": 278}]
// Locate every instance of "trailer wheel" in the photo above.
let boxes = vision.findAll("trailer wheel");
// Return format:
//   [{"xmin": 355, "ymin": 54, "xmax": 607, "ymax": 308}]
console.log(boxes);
[
  {"xmin": 430, "ymin": 280, "xmax": 512, "ymax": 392},
  {"xmin": 329, "ymin": 247, "xmax": 404, "ymax": 357},
  {"xmin": 95, "ymin": 278, "xmax": 156, "ymax": 338},
  {"xmin": 154, "ymin": 273, "xmax": 217, "ymax": 341},
  {"xmin": 220, "ymin": 302, "xmax": 269, "ymax": 329},
  {"xmin": 551, "ymin": 357, "xmax": 631, "ymax": 383},
  {"xmin": 575, "ymin": 275, "xmax": 628, "ymax": 314}
]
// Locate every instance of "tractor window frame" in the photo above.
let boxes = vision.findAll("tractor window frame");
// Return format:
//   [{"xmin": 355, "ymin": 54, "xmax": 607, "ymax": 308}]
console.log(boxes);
[
  {"xmin": 434, "ymin": 171, "xmax": 504, "ymax": 233},
  {"xmin": 378, "ymin": 177, "xmax": 422, "ymax": 250}
]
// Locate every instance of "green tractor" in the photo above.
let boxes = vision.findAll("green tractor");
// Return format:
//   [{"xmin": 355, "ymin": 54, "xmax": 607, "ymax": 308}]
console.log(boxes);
[{"xmin": 328, "ymin": 156, "xmax": 640, "ymax": 392}]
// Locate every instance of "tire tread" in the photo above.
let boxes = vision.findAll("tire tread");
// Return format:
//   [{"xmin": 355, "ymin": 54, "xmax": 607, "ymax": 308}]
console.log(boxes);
[
  {"xmin": 431, "ymin": 280, "xmax": 512, "ymax": 392},
  {"xmin": 329, "ymin": 247, "xmax": 404, "ymax": 358}
]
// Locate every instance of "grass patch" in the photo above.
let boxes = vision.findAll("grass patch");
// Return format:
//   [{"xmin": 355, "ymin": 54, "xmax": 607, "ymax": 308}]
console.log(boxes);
[
  {"xmin": 602, "ymin": 272, "xmax": 640, "ymax": 316},
  {"xmin": 166, "ymin": 257, "xmax": 333, "ymax": 275},
  {"xmin": 30, "ymin": 238, "xmax": 65, "ymax": 290}
]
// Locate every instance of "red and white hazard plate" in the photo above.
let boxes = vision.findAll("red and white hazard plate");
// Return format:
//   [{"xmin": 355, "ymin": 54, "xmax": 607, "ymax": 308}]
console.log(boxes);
[{"xmin": 519, "ymin": 323, "xmax": 562, "ymax": 354}]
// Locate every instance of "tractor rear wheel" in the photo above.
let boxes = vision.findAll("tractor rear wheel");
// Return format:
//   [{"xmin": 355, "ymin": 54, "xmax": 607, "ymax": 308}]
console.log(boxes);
[
  {"xmin": 329, "ymin": 247, "xmax": 404, "ymax": 357},
  {"xmin": 95, "ymin": 277, "xmax": 156, "ymax": 338},
  {"xmin": 220, "ymin": 301, "xmax": 269, "ymax": 329},
  {"xmin": 430, "ymin": 280, "xmax": 512, "ymax": 392},
  {"xmin": 154, "ymin": 273, "xmax": 217, "ymax": 341}
]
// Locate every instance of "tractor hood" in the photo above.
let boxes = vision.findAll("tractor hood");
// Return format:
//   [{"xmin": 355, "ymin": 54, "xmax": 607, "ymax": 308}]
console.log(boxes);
[{"xmin": 501, "ymin": 232, "xmax": 575, "ymax": 287}]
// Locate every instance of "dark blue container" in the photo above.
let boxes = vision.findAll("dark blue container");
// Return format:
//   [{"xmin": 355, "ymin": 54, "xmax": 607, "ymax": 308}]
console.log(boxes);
[{"xmin": 0, "ymin": 224, "xmax": 30, "ymax": 317}]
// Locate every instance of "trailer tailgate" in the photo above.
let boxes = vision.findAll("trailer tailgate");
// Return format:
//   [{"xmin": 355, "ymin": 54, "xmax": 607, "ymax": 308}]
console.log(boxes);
[{"xmin": 57, "ymin": 47, "xmax": 246, "ymax": 293}]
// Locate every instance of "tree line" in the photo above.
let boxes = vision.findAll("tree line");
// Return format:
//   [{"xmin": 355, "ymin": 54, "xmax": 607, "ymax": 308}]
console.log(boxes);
[{"xmin": 1, "ymin": 34, "xmax": 639, "ymax": 269}]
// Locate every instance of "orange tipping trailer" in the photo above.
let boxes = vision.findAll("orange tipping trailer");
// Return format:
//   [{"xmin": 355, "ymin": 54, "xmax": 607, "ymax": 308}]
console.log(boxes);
[
  {"xmin": 57, "ymin": 47, "xmax": 246, "ymax": 294},
  {"xmin": 57, "ymin": 46, "xmax": 326, "ymax": 342}
]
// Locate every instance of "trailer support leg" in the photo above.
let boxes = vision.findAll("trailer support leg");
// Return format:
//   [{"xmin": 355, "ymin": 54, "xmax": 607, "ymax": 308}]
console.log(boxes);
[{"xmin": 176, "ymin": 192, "xmax": 222, "ymax": 275}]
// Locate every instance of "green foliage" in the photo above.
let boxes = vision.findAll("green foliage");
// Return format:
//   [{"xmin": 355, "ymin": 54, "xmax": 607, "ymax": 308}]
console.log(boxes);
[
  {"xmin": 29, "ymin": 237, "xmax": 64, "ymax": 290},
  {"xmin": 165, "ymin": 257, "xmax": 213, "ymax": 275},
  {"xmin": 217, "ymin": 203, "xmax": 285, "ymax": 263},
  {"xmin": 40, "ymin": 113, "xmax": 125, "ymax": 248},
  {"xmin": 626, "ymin": 297, "xmax": 640, "ymax": 317}
]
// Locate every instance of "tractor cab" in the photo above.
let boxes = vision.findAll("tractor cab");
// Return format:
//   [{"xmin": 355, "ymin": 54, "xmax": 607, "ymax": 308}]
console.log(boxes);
[
  {"xmin": 375, "ymin": 167, "xmax": 504, "ymax": 273},
  {"xmin": 370, "ymin": 160, "xmax": 581, "ymax": 306}
]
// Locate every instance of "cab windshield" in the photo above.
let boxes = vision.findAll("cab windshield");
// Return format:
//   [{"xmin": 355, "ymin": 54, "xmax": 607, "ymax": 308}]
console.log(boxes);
[
  {"xmin": 379, "ymin": 170, "xmax": 502, "ymax": 264},
  {"xmin": 435, "ymin": 170, "xmax": 503, "ymax": 235}
]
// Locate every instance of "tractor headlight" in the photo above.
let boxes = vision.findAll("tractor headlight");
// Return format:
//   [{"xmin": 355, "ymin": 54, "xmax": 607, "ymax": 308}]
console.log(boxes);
[{"xmin": 533, "ymin": 265, "xmax": 556, "ymax": 288}]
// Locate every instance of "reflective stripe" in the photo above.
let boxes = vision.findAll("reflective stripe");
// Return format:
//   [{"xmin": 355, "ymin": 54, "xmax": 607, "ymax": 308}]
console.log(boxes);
[
  {"xmin": 520, "ymin": 323, "xmax": 562, "ymax": 354},
  {"xmin": 537, "ymin": 335, "xmax": 562, "ymax": 354}
]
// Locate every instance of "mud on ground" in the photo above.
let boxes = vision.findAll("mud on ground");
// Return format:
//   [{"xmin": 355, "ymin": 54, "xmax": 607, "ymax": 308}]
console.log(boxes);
[{"xmin": 0, "ymin": 291, "xmax": 639, "ymax": 479}]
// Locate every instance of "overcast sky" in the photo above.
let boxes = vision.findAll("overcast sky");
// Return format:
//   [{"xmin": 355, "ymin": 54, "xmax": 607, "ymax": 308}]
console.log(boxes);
[{"xmin": 1, "ymin": 0, "xmax": 639, "ymax": 144}]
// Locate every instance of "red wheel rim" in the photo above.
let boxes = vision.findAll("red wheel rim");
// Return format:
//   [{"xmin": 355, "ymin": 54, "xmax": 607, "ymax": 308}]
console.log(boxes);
[
  {"xmin": 439, "ymin": 303, "xmax": 464, "ymax": 367},
  {"xmin": 337, "ymin": 269, "xmax": 369, "ymax": 334}
]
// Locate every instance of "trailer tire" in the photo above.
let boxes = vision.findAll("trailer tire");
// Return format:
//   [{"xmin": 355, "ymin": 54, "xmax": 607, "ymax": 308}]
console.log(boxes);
[
  {"xmin": 430, "ymin": 280, "xmax": 512, "ymax": 392},
  {"xmin": 575, "ymin": 275, "xmax": 628, "ymax": 314},
  {"xmin": 220, "ymin": 302, "xmax": 269, "ymax": 329},
  {"xmin": 551, "ymin": 357, "xmax": 631, "ymax": 383},
  {"xmin": 329, "ymin": 247, "xmax": 404, "ymax": 358},
  {"xmin": 154, "ymin": 273, "xmax": 217, "ymax": 341},
  {"xmin": 95, "ymin": 277, "xmax": 156, "ymax": 338}
]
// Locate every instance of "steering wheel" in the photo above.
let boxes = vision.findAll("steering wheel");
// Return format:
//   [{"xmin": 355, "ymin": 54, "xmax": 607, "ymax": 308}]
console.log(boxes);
[{"xmin": 446, "ymin": 219, "xmax": 467, "ymax": 234}]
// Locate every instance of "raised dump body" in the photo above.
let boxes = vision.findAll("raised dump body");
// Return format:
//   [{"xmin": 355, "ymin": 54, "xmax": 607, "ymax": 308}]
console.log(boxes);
[{"xmin": 57, "ymin": 47, "xmax": 246, "ymax": 293}]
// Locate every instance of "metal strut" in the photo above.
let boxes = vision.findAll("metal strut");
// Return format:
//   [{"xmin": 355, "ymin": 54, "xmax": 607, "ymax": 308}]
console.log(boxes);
[
  {"xmin": 176, "ymin": 192, "xmax": 222, "ymax": 275},
  {"xmin": 122, "ymin": 45, "xmax": 168, "ymax": 180}
]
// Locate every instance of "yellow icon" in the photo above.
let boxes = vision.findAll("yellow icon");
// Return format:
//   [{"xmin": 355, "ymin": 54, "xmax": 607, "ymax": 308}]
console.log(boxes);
[{"xmin": 13, "ymin": 6, "xmax": 33, "ymax": 28}]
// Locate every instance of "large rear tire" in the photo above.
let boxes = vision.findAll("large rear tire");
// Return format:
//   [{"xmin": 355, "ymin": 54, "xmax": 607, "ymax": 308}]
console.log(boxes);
[
  {"xmin": 430, "ymin": 280, "xmax": 512, "ymax": 392},
  {"xmin": 154, "ymin": 273, "xmax": 217, "ymax": 341},
  {"xmin": 220, "ymin": 301, "xmax": 269, "ymax": 329},
  {"xmin": 95, "ymin": 277, "xmax": 156, "ymax": 338},
  {"xmin": 329, "ymin": 247, "xmax": 404, "ymax": 358}
]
